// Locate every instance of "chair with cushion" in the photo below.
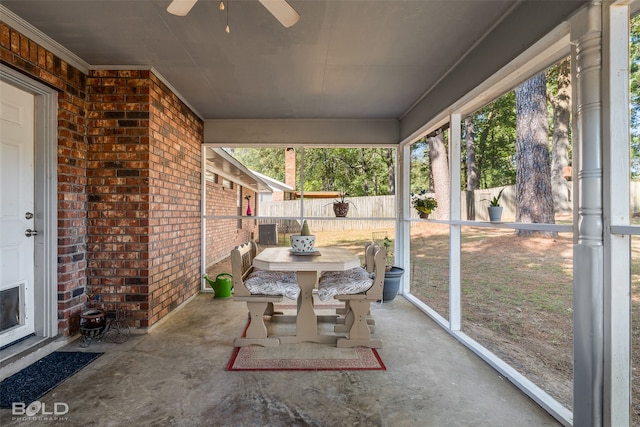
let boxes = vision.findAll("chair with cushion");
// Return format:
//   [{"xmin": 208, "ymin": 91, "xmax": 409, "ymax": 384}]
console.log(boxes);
[
  {"xmin": 319, "ymin": 242, "xmax": 377, "ymax": 331},
  {"xmin": 317, "ymin": 244, "xmax": 385, "ymax": 348},
  {"xmin": 231, "ymin": 241, "xmax": 299, "ymax": 347}
]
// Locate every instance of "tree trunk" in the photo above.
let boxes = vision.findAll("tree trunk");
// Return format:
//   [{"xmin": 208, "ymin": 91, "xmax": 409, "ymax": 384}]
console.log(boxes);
[
  {"xmin": 386, "ymin": 148, "xmax": 396, "ymax": 195},
  {"xmin": 549, "ymin": 58, "xmax": 572, "ymax": 214},
  {"xmin": 465, "ymin": 116, "xmax": 478, "ymax": 220},
  {"xmin": 515, "ymin": 72, "xmax": 556, "ymax": 237},
  {"xmin": 429, "ymin": 131, "xmax": 450, "ymax": 220},
  {"xmin": 476, "ymin": 110, "xmax": 493, "ymax": 188},
  {"xmin": 360, "ymin": 148, "xmax": 369, "ymax": 196}
]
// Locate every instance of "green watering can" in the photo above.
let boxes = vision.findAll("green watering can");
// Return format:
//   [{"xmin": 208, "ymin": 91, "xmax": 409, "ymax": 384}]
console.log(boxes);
[{"xmin": 210, "ymin": 273, "xmax": 233, "ymax": 298}]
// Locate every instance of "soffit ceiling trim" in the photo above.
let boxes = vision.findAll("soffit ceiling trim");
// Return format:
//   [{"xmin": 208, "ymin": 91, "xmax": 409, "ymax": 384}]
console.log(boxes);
[
  {"xmin": 399, "ymin": 1, "xmax": 521, "ymax": 121},
  {"xmin": 0, "ymin": 5, "xmax": 89, "ymax": 73},
  {"xmin": 205, "ymin": 142, "xmax": 399, "ymax": 149},
  {"xmin": 399, "ymin": 1, "xmax": 580, "ymax": 144},
  {"xmin": 399, "ymin": 20, "xmax": 573, "ymax": 148},
  {"xmin": 204, "ymin": 118, "xmax": 399, "ymax": 146}
]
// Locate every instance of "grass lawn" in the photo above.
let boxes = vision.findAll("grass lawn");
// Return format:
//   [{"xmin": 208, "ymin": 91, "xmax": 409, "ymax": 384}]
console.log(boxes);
[{"xmin": 207, "ymin": 221, "xmax": 640, "ymax": 419}]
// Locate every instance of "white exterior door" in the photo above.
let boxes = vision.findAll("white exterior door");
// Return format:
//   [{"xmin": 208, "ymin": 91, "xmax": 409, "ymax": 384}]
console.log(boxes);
[{"xmin": 0, "ymin": 80, "xmax": 36, "ymax": 347}]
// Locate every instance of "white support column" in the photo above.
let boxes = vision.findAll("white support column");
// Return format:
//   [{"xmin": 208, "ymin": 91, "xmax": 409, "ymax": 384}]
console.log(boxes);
[
  {"xmin": 398, "ymin": 144, "xmax": 411, "ymax": 294},
  {"xmin": 201, "ymin": 146, "xmax": 208, "ymax": 291},
  {"xmin": 602, "ymin": 2, "xmax": 631, "ymax": 426},
  {"xmin": 570, "ymin": 2, "xmax": 605, "ymax": 425},
  {"xmin": 299, "ymin": 148, "xmax": 305, "ymax": 221},
  {"xmin": 449, "ymin": 114, "xmax": 462, "ymax": 331}
]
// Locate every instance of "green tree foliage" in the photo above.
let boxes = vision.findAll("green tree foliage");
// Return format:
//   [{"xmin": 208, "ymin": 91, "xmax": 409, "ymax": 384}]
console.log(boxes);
[
  {"xmin": 232, "ymin": 148, "xmax": 286, "ymax": 182},
  {"xmin": 234, "ymin": 147, "xmax": 395, "ymax": 196},
  {"xmin": 410, "ymin": 138, "xmax": 431, "ymax": 193},
  {"xmin": 302, "ymin": 148, "xmax": 394, "ymax": 196},
  {"xmin": 466, "ymin": 93, "xmax": 517, "ymax": 189}
]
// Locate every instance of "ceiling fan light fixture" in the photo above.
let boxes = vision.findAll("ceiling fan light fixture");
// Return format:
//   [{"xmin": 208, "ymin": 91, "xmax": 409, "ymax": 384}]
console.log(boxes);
[
  {"xmin": 167, "ymin": 0, "xmax": 299, "ymax": 29},
  {"xmin": 166, "ymin": 0, "xmax": 198, "ymax": 16},
  {"xmin": 257, "ymin": 0, "xmax": 300, "ymax": 28},
  {"xmin": 225, "ymin": 0, "xmax": 230, "ymax": 33}
]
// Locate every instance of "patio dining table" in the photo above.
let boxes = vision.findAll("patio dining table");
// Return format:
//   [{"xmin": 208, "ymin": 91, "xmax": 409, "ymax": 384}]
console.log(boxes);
[{"xmin": 253, "ymin": 246, "xmax": 360, "ymax": 344}]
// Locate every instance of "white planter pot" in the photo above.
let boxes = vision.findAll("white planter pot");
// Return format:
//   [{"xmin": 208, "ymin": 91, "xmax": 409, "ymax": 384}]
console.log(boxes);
[{"xmin": 290, "ymin": 235, "xmax": 316, "ymax": 252}]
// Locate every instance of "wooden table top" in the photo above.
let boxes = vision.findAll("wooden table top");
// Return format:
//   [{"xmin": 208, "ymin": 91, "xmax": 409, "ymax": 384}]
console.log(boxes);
[{"xmin": 253, "ymin": 246, "xmax": 360, "ymax": 272}]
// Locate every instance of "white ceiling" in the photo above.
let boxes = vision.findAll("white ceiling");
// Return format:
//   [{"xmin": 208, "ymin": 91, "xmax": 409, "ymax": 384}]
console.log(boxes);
[{"xmin": 2, "ymin": 1, "xmax": 587, "ymax": 128}]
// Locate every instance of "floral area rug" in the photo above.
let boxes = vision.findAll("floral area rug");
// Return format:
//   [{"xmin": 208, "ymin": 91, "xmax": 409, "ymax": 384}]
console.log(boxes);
[{"xmin": 227, "ymin": 299, "xmax": 385, "ymax": 371}]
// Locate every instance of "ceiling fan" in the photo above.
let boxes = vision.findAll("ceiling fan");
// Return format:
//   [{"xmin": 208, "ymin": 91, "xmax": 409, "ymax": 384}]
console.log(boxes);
[{"xmin": 166, "ymin": 0, "xmax": 300, "ymax": 28}]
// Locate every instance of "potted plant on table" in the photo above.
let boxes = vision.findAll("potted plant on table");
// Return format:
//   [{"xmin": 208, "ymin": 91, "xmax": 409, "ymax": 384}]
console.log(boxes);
[
  {"xmin": 290, "ymin": 220, "xmax": 316, "ymax": 253},
  {"xmin": 332, "ymin": 192, "xmax": 356, "ymax": 217},
  {"xmin": 484, "ymin": 188, "xmax": 504, "ymax": 223},
  {"xmin": 411, "ymin": 190, "xmax": 437, "ymax": 219}
]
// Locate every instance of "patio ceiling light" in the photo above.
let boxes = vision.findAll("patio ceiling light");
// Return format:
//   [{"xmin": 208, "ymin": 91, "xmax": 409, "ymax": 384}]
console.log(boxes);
[{"xmin": 167, "ymin": 0, "xmax": 300, "ymax": 29}]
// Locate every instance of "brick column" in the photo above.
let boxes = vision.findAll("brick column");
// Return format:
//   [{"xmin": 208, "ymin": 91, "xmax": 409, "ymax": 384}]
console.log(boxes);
[{"xmin": 86, "ymin": 70, "xmax": 202, "ymax": 328}]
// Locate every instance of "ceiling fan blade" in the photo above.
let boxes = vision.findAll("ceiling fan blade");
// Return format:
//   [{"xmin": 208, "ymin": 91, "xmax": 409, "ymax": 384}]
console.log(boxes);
[
  {"xmin": 258, "ymin": 0, "xmax": 300, "ymax": 28},
  {"xmin": 167, "ymin": 0, "xmax": 198, "ymax": 16}
]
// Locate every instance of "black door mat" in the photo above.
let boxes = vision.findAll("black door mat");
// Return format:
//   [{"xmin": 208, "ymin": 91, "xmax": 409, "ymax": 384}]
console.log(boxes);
[{"xmin": 0, "ymin": 351, "xmax": 103, "ymax": 408}]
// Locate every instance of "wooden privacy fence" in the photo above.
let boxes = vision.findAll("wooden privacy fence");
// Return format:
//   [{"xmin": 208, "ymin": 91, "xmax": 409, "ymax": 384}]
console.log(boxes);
[
  {"xmin": 258, "ymin": 195, "xmax": 396, "ymax": 232},
  {"xmin": 257, "ymin": 182, "xmax": 639, "ymax": 232},
  {"xmin": 632, "ymin": 181, "xmax": 640, "ymax": 215}
]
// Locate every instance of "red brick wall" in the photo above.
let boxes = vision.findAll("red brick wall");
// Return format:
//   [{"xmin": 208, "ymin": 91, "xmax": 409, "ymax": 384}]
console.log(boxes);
[
  {"xmin": 147, "ymin": 73, "xmax": 202, "ymax": 327},
  {"xmin": 86, "ymin": 70, "xmax": 203, "ymax": 328},
  {"xmin": 204, "ymin": 180, "xmax": 256, "ymax": 267},
  {"xmin": 85, "ymin": 69, "xmax": 152, "ymax": 328},
  {"xmin": 1, "ymin": 23, "xmax": 89, "ymax": 336},
  {"xmin": 2, "ymin": 23, "xmax": 205, "ymax": 333}
]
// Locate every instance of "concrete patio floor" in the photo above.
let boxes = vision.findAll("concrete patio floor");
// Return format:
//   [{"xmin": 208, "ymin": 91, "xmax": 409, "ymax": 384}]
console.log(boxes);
[{"xmin": 0, "ymin": 293, "xmax": 561, "ymax": 426}]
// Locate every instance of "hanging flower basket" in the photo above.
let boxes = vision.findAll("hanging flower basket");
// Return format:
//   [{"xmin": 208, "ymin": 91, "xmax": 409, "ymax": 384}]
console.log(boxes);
[{"xmin": 411, "ymin": 190, "xmax": 437, "ymax": 219}]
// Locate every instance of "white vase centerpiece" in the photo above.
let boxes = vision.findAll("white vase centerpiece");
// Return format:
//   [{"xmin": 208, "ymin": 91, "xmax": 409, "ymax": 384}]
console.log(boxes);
[{"xmin": 290, "ymin": 220, "xmax": 315, "ymax": 252}]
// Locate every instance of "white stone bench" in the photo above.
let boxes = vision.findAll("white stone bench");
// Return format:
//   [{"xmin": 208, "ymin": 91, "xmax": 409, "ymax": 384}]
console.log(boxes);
[
  {"xmin": 317, "ymin": 244, "xmax": 385, "ymax": 348},
  {"xmin": 231, "ymin": 241, "xmax": 298, "ymax": 347},
  {"xmin": 319, "ymin": 242, "xmax": 377, "ymax": 332}
]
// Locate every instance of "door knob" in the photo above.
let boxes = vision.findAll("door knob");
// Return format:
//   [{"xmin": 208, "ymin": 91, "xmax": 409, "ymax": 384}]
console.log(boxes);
[{"xmin": 25, "ymin": 229, "xmax": 38, "ymax": 237}]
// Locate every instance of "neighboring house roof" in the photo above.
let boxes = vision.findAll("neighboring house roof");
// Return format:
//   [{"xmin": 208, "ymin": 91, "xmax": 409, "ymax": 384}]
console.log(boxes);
[
  {"xmin": 250, "ymin": 170, "xmax": 294, "ymax": 193},
  {"xmin": 205, "ymin": 148, "xmax": 273, "ymax": 193},
  {"xmin": 294, "ymin": 191, "xmax": 341, "ymax": 199}
]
